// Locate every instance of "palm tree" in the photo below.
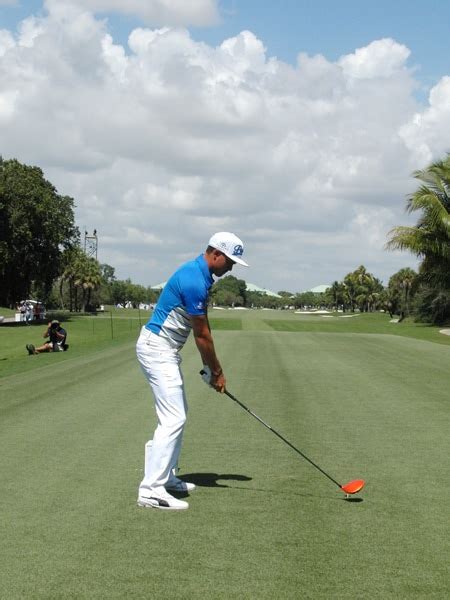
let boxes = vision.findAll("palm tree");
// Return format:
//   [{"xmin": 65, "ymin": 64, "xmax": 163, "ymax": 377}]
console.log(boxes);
[
  {"xmin": 354, "ymin": 266, "xmax": 374, "ymax": 312},
  {"xmin": 388, "ymin": 268, "xmax": 417, "ymax": 318},
  {"xmin": 60, "ymin": 247, "xmax": 85, "ymax": 311},
  {"xmin": 386, "ymin": 154, "xmax": 450, "ymax": 289},
  {"xmin": 330, "ymin": 281, "xmax": 344, "ymax": 311},
  {"xmin": 74, "ymin": 256, "xmax": 102, "ymax": 312},
  {"xmin": 342, "ymin": 276, "xmax": 357, "ymax": 312},
  {"xmin": 343, "ymin": 266, "xmax": 382, "ymax": 312}
]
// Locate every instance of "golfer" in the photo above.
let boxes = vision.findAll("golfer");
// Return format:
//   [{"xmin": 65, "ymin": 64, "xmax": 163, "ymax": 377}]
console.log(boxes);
[{"xmin": 136, "ymin": 232, "xmax": 248, "ymax": 510}]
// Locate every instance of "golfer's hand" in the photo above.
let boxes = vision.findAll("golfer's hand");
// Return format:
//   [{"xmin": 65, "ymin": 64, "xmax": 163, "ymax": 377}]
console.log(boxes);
[{"xmin": 211, "ymin": 371, "xmax": 226, "ymax": 393}]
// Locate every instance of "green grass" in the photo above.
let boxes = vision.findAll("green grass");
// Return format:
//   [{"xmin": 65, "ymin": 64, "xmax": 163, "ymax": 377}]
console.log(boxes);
[
  {"xmin": 0, "ymin": 309, "xmax": 449, "ymax": 598},
  {"xmin": 209, "ymin": 318, "xmax": 242, "ymax": 330},
  {"xmin": 0, "ymin": 305, "xmax": 16, "ymax": 317},
  {"xmin": 210, "ymin": 308, "xmax": 450, "ymax": 345},
  {"xmin": 0, "ymin": 313, "xmax": 144, "ymax": 378},
  {"xmin": 265, "ymin": 311, "xmax": 450, "ymax": 345}
]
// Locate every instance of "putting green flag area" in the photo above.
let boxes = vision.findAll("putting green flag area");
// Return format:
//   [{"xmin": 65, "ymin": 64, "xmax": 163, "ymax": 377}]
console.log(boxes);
[{"xmin": 0, "ymin": 311, "xmax": 449, "ymax": 598}]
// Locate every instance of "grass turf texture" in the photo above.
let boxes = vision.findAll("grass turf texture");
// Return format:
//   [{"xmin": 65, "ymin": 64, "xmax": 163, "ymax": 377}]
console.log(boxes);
[{"xmin": 1, "ymin": 310, "xmax": 449, "ymax": 598}]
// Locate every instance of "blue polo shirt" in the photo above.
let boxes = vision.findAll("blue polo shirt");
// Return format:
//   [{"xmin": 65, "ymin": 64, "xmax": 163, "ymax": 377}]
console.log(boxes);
[{"xmin": 145, "ymin": 255, "xmax": 214, "ymax": 349}]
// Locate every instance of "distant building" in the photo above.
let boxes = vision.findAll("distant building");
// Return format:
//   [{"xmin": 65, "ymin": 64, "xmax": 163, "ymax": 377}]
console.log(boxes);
[{"xmin": 245, "ymin": 283, "xmax": 282, "ymax": 298}]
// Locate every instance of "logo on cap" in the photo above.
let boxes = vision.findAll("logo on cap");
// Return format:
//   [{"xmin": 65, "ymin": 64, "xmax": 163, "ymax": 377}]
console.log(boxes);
[{"xmin": 233, "ymin": 245, "xmax": 244, "ymax": 257}]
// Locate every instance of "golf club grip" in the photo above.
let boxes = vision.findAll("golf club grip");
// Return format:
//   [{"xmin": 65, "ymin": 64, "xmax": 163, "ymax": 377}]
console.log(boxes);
[{"xmin": 224, "ymin": 389, "xmax": 342, "ymax": 488}]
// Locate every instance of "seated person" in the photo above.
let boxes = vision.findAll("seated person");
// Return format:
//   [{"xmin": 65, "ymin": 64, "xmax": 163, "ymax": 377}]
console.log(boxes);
[{"xmin": 26, "ymin": 320, "xmax": 69, "ymax": 355}]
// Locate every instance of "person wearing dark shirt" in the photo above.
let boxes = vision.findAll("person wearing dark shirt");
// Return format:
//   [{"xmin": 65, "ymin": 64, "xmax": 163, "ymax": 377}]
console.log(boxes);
[{"xmin": 26, "ymin": 320, "xmax": 68, "ymax": 355}]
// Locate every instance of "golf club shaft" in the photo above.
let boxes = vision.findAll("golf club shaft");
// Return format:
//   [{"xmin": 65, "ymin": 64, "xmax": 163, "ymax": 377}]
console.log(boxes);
[{"xmin": 224, "ymin": 390, "xmax": 342, "ymax": 489}]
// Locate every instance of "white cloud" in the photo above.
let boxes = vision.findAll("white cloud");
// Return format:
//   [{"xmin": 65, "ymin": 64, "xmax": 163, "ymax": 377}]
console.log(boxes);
[
  {"xmin": 338, "ymin": 38, "xmax": 411, "ymax": 79},
  {"xmin": 0, "ymin": 29, "xmax": 15, "ymax": 56},
  {"xmin": 1, "ymin": 6, "xmax": 446, "ymax": 290},
  {"xmin": 399, "ymin": 76, "xmax": 450, "ymax": 166},
  {"xmin": 44, "ymin": 0, "xmax": 220, "ymax": 27},
  {"xmin": 0, "ymin": 89, "xmax": 18, "ymax": 120},
  {"xmin": 17, "ymin": 16, "xmax": 46, "ymax": 47}
]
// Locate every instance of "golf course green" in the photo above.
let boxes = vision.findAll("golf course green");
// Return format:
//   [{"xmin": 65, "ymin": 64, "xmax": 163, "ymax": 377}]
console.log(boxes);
[{"xmin": 0, "ymin": 309, "xmax": 448, "ymax": 598}]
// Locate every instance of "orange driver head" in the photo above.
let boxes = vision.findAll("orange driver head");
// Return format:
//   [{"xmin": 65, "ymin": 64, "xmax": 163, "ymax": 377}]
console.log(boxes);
[{"xmin": 341, "ymin": 479, "xmax": 365, "ymax": 495}]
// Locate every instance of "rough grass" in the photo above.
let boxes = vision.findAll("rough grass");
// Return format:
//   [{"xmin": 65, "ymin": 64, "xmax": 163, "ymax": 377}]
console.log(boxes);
[{"xmin": 0, "ymin": 310, "xmax": 449, "ymax": 598}]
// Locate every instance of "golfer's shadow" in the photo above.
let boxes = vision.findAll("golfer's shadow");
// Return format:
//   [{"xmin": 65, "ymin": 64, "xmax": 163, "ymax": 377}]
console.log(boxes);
[
  {"xmin": 179, "ymin": 473, "xmax": 364, "ymax": 502},
  {"xmin": 179, "ymin": 473, "xmax": 252, "ymax": 488}
]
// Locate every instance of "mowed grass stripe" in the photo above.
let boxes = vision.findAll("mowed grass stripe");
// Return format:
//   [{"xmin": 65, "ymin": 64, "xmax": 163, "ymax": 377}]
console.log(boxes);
[
  {"xmin": 187, "ymin": 331, "xmax": 450, "ymax": 597},
  {"xmin": 265, "ymin": 313, "xmax": 450, "ymax": 345},
  {"xmin": 0, "ymin": 342, "xmax": 146, "ymax": 598},
  {"xmin": 0, "ymin": 328, "xmax": 449, "ymax": 598}
]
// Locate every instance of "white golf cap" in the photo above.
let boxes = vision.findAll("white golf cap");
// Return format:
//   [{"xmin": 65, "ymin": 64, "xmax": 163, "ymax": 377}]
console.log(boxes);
[{"xmin": 208, "ymin": 232, "xmax": 249, "ymax": 267}]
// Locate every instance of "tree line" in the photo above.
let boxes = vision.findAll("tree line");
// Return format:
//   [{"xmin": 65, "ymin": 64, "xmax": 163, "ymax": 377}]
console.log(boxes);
[
  {"xmin": 1, "ymin": 154, "xmax": 449, "ymax": 323},
  {"xmin": 386, "ymin": 154, "xmax": 450, "ymax": 324},
  {"xmin": 0, "ymin": 158, "xmax": 159, "ymax": 312},
  {"xmin": 56, "ymin": 247, "xmax": 160, "ymax": 312},
  {"xmin": 187, "ymin": 153, "xmax": 450, "ymax": 325},
  {"xmin": 209, "ymin": 265, "xmax": 417, "ymax": 318}
]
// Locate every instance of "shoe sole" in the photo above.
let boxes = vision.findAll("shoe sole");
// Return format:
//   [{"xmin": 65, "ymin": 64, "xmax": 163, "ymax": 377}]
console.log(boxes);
[{"xmin": 137, "ymin": 498, "xmax": 189, "ymax": 510}]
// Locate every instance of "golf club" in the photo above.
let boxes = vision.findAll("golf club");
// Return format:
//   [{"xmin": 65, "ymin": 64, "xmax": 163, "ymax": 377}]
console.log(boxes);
[{"xmin": 201, "ymin": 371, "xmax": 365, "ymax": 497}]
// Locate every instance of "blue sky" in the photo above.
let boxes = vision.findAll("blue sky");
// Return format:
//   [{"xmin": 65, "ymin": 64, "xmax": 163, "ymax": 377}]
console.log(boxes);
[
  {"xmin": 0, "ymin": 0, "xmax": 449, "ymax": 290},
  {"xmin": 193, "ymin": 0, "xmax": 450, "ymax": 90}
]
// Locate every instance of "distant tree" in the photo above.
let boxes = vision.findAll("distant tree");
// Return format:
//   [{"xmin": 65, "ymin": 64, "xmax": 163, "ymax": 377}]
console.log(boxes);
[
  {"xmin": 387, "ymin": 268, "xmax": 418, "ymax": 318},
  {"xmin": 0, "ymin": 158, "xmax": 78, "ymax": 306},
  {"xmin": 386, "ymin": 154, "xmax": 450, "ymax": 324},
  {"xmin": 378, "ymin": 287, "xmax": 395, "ymax": 318},
  {"xmin": 386, "ymin": 154, "xmax": 450, "ymax": 289},
  {"xmin": 329, "ymin": 281, "xmax": 345, "ymax": 310},
  {"xmin": 210, "ymin": 275, "xmax": 247, "ymax": 306},
  {"xmin": 343, "ymin": 266, "xmax": 383, "ymax": 312},
  {"xmin": 413, "ymin": 287, "xmax": 450, "ymax": 324},
  {"xmin": 127, "ymin": 283, "xmax": 148, "ymax": 305},
  {"xmin": 214, "ymin": 289, "xmax": 239, "ymax": 307},
  {"xmin": 59, "ymin": 247, "xmax": 84, "ymax": 311},
  {"xmin": 86, "ymin": 263, "xmax": 116, "ymax": 306},
  {"xmin": 245, "ymin": 290, "xmax": 278, "ymax": 308},
  {"xmin": 146, "ymin": 287, "xmax": 160, "ymax": 304},
  {"xmin": 74, "ymin": 256, "xmax": 103, "ymax": 312},
  {"xmin": 342, "ymin": 275, "xmax": 358, "ymax": 312},
  {"xmin": 100, "ymin": 264, "xmax": 116, "ymax": 285},
  {"xmin": 57, "ymin": 248, "xmax": 102, "ymax": 311},
  {"xmin": 111, "ymin": 279, "xmax": 133, "ymax": 306},
  {"xmin": 293, "ymin": 291, "xmax": 323, "ymax": 309}
]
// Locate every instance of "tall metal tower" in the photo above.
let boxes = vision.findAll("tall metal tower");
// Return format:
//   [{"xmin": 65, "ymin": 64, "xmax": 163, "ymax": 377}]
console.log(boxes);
[{"xmin": 84, "ymin": 228, "xmax": 98, "ymax": 260}]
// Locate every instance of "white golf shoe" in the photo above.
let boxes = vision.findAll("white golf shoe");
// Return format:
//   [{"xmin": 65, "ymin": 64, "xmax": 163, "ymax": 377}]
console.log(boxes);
[
  {"xmin": 137, "ymin": 487, "xmax": 189, "ymax": 510},
  {"xmin": 165, "ymin": 477, "xmax": 196, "ymax": 493}
]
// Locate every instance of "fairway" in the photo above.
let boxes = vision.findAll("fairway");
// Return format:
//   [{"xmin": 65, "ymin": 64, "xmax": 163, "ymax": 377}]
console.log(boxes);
[{"xmin": 1, "ymin": 311, "xmax": 449, "ymax": 598}]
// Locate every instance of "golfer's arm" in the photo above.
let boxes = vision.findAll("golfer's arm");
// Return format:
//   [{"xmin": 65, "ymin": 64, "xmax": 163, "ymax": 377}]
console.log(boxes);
[{"xmin": 191, "ymin": 315, "xmax": 222, "ymax": 375}]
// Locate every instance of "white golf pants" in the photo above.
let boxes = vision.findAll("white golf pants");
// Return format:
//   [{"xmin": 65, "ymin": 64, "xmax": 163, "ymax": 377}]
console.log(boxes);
[{"xmin": 136, "ymin": 327, "xmax": 187, "ymax": 494}]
